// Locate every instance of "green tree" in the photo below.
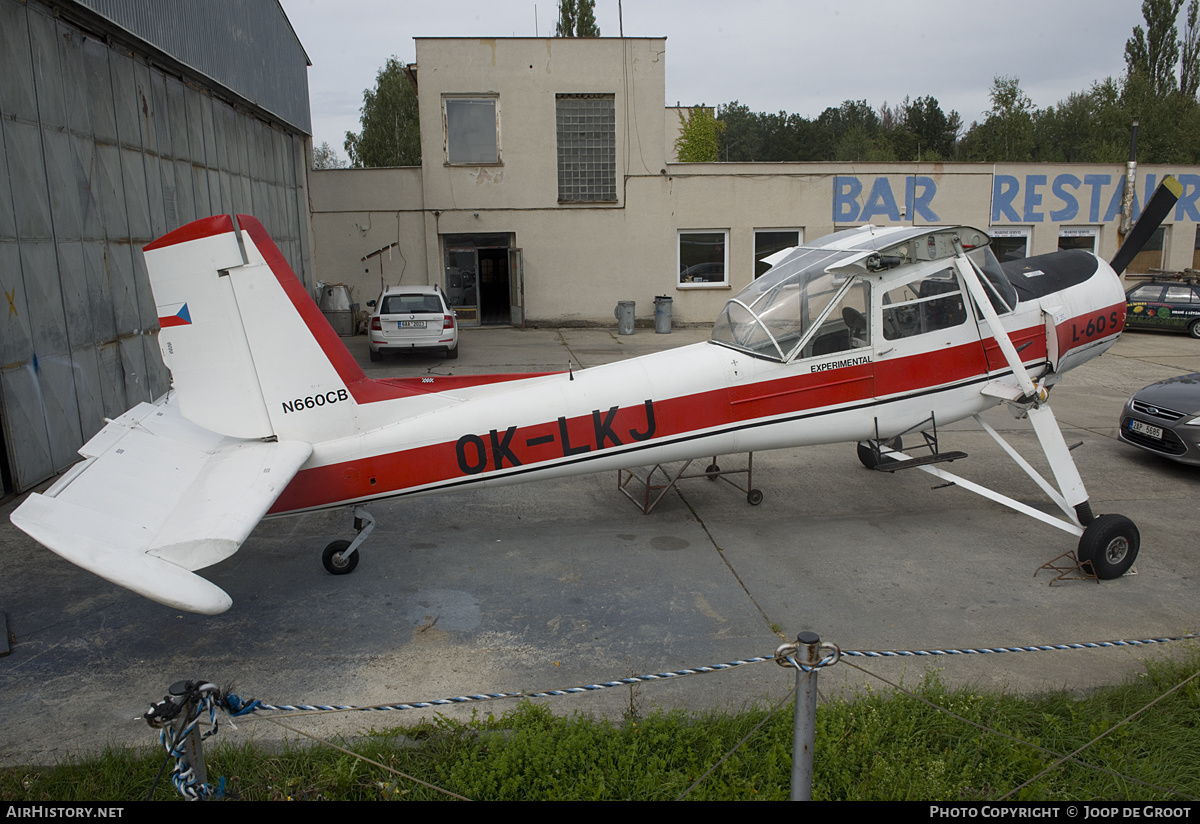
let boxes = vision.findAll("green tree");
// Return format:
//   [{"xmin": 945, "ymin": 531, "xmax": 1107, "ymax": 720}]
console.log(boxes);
[
  {"xmin": 1032, "ymin": 87, "xmax": 1121, "ymax": 162},
  {"xmin": 903, "ymin": 95, "xmax": 960, "ymax": 160},
  {"xmin": 1182, "ymin": 0, "xmax": 1200, "ymax": 97},
  {"xmin": 960, "ymin": 76, "xmax": 1035, "ymax": 161},
  {"xmin": 716, "ymin": 101, "xmax": 764, "ymax": 161},
  {"xmin": 814, "ymin": 100, "xmax": 887, "ymax": 160},
  {"xmin": 344, "ymin": 57, "xmax": 421, "ymax": 168},
  {"xmin": 312, "ymin": 141, "xmax": 347, "ymax": 169},
  {"xmin": 674, "ymin": 106, "xmax": 723, "ymax": 162},
  {"xmin": 1125, "ymin": 0, "xmax": 1183, "ymax": 96},
  {"xmin": 555, "ymin": 0, "xmax": 599, "ymax": 37},
  {"xmin": 575, "ymin": 0, "xmax": 599, "ymax": 36}
]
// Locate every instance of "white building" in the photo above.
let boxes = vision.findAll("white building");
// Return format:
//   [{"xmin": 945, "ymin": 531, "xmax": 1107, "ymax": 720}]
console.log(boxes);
[{"xmin": 310, "ymin": 37, "xmax": 1200, "ymax": 328}]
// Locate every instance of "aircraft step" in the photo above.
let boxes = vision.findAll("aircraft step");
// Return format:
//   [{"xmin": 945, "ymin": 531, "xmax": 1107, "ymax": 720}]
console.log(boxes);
[{"xmin": 876, "ymin": 450, "xmax": 968, "ymax": 473}]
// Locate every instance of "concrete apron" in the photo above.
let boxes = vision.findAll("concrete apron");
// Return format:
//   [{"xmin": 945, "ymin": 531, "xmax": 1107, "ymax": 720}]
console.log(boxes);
[{"xmin": 1, "ymin": 326, "xmax": 1198, "ymax": 766}]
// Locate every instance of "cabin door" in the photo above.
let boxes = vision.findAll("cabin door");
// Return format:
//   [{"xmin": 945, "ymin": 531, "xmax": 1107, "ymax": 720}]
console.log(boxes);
[{"xmin": 872, "ymin": 261, "xmax": 989, "ymax": 402}]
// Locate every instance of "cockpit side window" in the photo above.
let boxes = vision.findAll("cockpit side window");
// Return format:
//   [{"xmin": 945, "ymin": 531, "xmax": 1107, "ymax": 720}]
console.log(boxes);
[
  {"xmin": 800, "ymin": 280, "xmax": 871, "ymax": 358},
  {"xmin": 881, "ymin": 267, "xmax": 968, "ymax": 341},
  {"xmin": 968, "ymin": 246, "xmax": 1018, "ymax": 313}
]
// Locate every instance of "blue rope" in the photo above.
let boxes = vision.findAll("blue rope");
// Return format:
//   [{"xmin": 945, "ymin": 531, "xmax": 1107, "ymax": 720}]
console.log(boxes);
[
  {"xmin": 158, "ymin": 693, "xmax": 220, "ymax": 801},
  {"xmin": 218, "ymin": 633, "xmax": 1199, "ymax": 716},
  {"xmin": 840, "ymin": 634, "xmax": 1200, "ymax": 659},
  {"xmin": 223, "ymin": 654, "xmax": 777, "ymax": 715}
]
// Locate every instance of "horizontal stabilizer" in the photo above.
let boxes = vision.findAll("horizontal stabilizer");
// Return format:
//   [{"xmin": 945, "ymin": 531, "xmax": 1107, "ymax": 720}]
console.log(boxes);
[{"xmin": 10, "ymin": 395, "xmax": 311, "ymax": 614}]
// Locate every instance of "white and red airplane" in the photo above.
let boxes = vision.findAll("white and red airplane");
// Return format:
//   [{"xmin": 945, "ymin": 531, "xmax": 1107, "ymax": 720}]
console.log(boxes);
[{"xmin": 11, "ymin": 179, "xmax": 1180, "ymax": 614}]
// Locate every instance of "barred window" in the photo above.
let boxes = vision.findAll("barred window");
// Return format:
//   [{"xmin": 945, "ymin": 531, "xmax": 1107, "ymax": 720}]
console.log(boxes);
[{"xmin": 556, "ymin": 94, "xmax": 616, "ymax": 203}]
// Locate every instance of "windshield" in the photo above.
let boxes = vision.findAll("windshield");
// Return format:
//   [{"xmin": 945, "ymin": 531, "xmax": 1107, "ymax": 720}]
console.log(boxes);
[{"xmin": 711, "ymin": 248, "xmax": 861, "ymax": 361}]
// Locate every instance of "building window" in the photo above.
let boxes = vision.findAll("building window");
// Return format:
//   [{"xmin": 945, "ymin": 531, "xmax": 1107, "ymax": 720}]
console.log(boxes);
[
  {"xmin": 754, "ymin": 229, "xmax": 802, "ymax": 278},
  {"xmin": 556, "ymin": 94, "xmax": 616, "ymax": 202},
  {"xmin": 1126, "ymin": 226, "xmax": 1167, "ymax": 274},
  {"xmin": 1194, "ymin": 226, "xmax": 1200, "ymax": 270},
  {"xmin": 1058, "ymin": 226, "xmax": 1098, "ymax": 253},
  {"xmin": 445, "ymin": 97, "xmax": 499, "ymax": 164},
  {"xmin": 989, "ymin": 228, "xmax": 1029, "ymax": 262},
  {"xmin": 678, "ymin": 231, "xmax": 728, "ymax": 288}
]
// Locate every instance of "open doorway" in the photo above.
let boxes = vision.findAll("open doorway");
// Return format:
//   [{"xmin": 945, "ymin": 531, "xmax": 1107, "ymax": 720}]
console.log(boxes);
[{"xmin": 442, "ymin": 233, "xmax": 523, "ymax": 326}]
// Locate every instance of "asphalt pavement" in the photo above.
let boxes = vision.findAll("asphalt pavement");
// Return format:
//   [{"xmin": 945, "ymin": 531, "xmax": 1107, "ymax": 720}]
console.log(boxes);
[{"xmin": 1, "ymin": 324, "xmax": 1198, "ymax": 766}]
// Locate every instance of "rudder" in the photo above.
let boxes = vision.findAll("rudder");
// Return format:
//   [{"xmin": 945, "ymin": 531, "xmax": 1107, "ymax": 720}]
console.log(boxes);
[{"xmin": 145, "ymin": 215, "xmax": 366, "ymax": 442}]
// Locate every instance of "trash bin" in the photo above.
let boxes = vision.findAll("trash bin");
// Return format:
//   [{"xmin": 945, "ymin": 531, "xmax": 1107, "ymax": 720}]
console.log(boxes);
[
  {"xmin": 318, "ymin": 283, "xmax": 355, "ymax": 337},
  {"xmin": 615, "ymin": 300, "xmax": 635, "ymax": 335},
  {"xmin": 653, "ymin": 295, "xmax": 673, "ymax": 334}
]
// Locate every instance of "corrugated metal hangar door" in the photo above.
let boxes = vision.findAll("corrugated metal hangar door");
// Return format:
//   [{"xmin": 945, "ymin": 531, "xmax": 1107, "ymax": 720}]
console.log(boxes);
[{"xmin": 0, "ymin": 0, "xmax": 311, "ymax": 494}]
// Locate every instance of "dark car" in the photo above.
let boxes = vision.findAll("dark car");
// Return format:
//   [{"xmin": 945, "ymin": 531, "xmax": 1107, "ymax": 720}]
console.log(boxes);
[
  {"xmin": 1118, "ymin": 372, "xmax": 1200, "ymax": 466},
  {"xmin": 1124, "ymin": 278, "xmax": 1200, "ymax": 338}
]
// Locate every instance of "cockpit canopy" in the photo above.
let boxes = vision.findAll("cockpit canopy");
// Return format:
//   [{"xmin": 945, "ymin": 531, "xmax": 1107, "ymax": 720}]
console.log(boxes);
[{"xmin": 710, "ymin": 225, "xmax": 1016, "ymax": 362}]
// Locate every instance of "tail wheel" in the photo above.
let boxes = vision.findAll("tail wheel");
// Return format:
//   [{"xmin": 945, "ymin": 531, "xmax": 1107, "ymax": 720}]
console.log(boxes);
[
  {"xmin": 1077, "ymin": 514, "xmax": 1139, "ymax": 579},
  {"xmin": 322, "ymin": 540, "xmax": 360, "ymax": 575}
]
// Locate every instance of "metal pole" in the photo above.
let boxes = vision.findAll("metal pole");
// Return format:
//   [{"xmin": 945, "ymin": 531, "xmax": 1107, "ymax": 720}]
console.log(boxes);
[
  {"xmin": 181, "ymin": 718, "xmax": 208, "ymax": 790},
  {"xmin": 790, "ymin": 630, "xmax": 821, "ymax": 801}
]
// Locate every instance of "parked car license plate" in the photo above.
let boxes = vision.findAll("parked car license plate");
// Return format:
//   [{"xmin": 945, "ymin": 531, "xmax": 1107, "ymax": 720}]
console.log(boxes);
[
  {"xmin": 1130, "ymin": 420, "xmax": 1163, "ymax": 439},
  {"xmin": 399, "ymin": 320, "xmax": 427, "ymax": 329}
]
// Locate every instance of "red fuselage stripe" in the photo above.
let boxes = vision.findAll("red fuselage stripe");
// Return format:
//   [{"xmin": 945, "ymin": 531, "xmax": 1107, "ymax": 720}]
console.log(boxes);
[{"xmin": 269, "ymin": 300, "xmax": 1121, "ymax": 515}]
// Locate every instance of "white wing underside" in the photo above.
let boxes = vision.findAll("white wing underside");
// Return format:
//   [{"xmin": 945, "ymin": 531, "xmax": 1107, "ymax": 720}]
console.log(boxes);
[{"xmin": 10, "ymin": 394, "xmax": 311, "ymax": 614}]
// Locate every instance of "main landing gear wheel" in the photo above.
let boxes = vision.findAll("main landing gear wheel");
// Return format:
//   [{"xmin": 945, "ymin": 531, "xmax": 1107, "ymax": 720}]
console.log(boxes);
[
  {"xmin": 1077, "ymin": 514, "xmax": 1139, "ymax": 579},
  {"xmin": 747, "ymin": 489, "xmax": 764, "ymax": 506},
  {"xmin": 322, "ymin": 540, "xmax": 360, "ymax": 575},
  {"xmin": 857, "ymin": 436, "xmax": 903, "ymax": 470},
  {"xmin": 705, "ymin": 463, "xmax": 721, "ymax": 480}
]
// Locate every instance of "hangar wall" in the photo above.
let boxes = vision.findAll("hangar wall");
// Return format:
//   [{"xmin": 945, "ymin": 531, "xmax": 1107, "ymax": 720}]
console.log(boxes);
[{"xmin": 0, "ymin": 0, "xmax": 313, "ymax": 493}]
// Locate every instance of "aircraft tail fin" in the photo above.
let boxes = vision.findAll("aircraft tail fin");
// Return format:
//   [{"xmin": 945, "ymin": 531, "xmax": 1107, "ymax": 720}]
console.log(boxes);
[{"xmin": 145, "ymin": 215, "xmax": 368, "ymax": 441}]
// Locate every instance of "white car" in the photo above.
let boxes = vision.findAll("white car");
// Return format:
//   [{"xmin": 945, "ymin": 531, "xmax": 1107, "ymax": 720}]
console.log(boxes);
[{"xmin": 368, "ymin": 285, "xmax": 458, "ymax": 361}]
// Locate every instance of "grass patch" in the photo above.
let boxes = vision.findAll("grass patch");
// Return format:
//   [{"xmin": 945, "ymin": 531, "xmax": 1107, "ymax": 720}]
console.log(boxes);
[{"xmin": 3, "ymin": 653, "xmax": 1199, "ymax": 801}]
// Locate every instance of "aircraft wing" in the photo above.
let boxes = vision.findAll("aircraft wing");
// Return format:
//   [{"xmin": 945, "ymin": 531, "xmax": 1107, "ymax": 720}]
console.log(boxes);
[{"xmin": 10, "ymin": 394, "xmax": 311, "ymax": 614}]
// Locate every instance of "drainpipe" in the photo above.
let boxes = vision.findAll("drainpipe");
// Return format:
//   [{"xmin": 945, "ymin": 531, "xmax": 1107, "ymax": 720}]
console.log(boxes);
[{"xmin": 1120, "ymin": 118, "xmax": 1139, "ymax": 238}]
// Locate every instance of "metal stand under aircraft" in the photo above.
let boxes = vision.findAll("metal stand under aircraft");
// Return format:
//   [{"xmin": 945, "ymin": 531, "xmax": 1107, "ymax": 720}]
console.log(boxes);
[{"xmin": 618, "ymin": 454, "xmax": 762, "ymax": 514}]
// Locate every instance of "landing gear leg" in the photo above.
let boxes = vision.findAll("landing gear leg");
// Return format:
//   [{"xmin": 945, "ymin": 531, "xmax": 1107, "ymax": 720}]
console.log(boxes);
[
  {"xmin": 322, "ymin": 506, "xmax": 376, "ymax": 576},
  {"xmin": 946, "ymin": 235, "xmax": 1139, "ymax": 578}
]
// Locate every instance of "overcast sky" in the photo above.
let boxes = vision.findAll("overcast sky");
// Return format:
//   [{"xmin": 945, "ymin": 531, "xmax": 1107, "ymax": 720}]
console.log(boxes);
[{"xmin": 279, "ymin": 0, "xmax": 1151, "ymax": 156}]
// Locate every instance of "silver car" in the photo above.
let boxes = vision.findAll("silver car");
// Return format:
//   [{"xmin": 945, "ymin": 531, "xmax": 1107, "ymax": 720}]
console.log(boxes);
[
  {"xmin": 1118, "ymin": 372, "xmax": 1200, "ymax": 466},
  {"xmin": 367, "ymin": 285, "xmax": 459, "ymax": 361}
]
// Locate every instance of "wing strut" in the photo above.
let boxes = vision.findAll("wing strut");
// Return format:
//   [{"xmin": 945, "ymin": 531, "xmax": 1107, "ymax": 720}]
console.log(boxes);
[
  {"xmin": 935, "ymin": 237, "xmax": 1140, "ymax": 578},
  {"xmin": 950, "ymin": 237, "xmax": 1091, "ymax": 524}
]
